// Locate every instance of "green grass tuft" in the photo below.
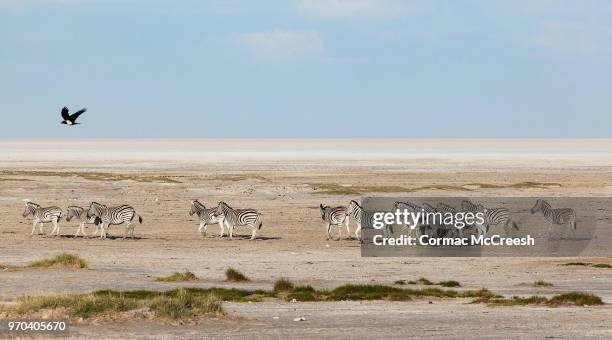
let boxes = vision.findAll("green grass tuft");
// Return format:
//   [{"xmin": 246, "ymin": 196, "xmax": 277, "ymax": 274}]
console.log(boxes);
[
  {"xmin": 562, "ymin": 262, "xmax": 591, "ymax": 266},
  {"xmin": 592, "ymin": 263, "xmax": 612, "ymax": 269},
  {"xmin": 155, "ymin": 271, "xmax": 199, "ymax": 282},
  {"xmin": 27, "ymin": 253, "xmax": 88, "ymax": 269},
  {"xmin": 534, "ymin": 280, "xmax": 554, "ymax": 287},
  {"xmin": 413, "ymin": 278, "xmax": 434, "ymax": 285},
  {"xmin": 273, "ymin": 278, "xmax": 295, "ymax": 292},
  {"xmin": 548, "ymin": 292, "xmax": 603, "ymax": 306},
  {"xmin": 4, "ymin": 289, "xmax": 223, "ymax": 320},
  {"xmin": 225, "ymin": 267, "xmax": 249, "ymax": 282},
  {"xmin": 394, "ymin": 280, "xmax": 407, "ymax": 285},
  {"xmin": 438, "ymin": 280, "xmax": 461, "ymax": 288},
  {"xmin": 286, "ymin": 285, "xmax": 318, "ymax": 302},
  {"xmin": 473, "ymin": 292, "xmax": 603, "ymax": 307}
]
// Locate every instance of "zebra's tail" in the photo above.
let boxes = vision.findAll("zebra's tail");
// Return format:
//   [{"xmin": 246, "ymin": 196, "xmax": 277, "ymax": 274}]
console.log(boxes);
[
  {"xmin": 257, "ymin": 213, "xmax": 263, "ymax": 230},
  {"xmin": 138, "ymin": 215, "xmax": 143, "ymax": 224}
]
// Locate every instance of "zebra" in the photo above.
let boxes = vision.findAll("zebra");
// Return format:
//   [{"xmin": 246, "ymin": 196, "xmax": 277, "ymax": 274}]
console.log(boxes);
[
  {"xmin": 320, "ymin": 204, "xmax": 349, "ymax": 240},
  {"xmin": 435, "ymin": 202, "xmax": 464, "ymax": 237},
  {"xmin": 215, "ymin": 201, "xmax": 262, "ymax": 240},
  {"xmin": 461, "ymin": 200, "xmax": 518, "ymax": 236},
  {"xmin": 22, "ymin": 200, "xmax": 62, "ymax": 236},
  {"xmin": 66, "ymin": 206, "xmax": 101, "ymax": 238},
  {"xmin": 189, "ymin": 200, "xmax": 224, "ymax": 238},
  {"xmin": 86, "ymin": 202, "xmax": 143, "ymax": 239},
  {"xmin": 393, "ymin": 201, "xmax": 426, "ymax": 236},
  {"xmin": 348, "ymin": 200, "xmax": 382, "ymax": 241},
  {"xmin": 530, "ymin": 199, "xmax": 576, "ymax": 230}
]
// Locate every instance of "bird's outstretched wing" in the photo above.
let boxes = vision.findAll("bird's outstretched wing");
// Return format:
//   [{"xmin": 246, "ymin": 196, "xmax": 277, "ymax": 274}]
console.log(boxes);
[
  {"xmin": 61, "ymin": 107, "xmax": 70, "ymax": 120},
  {"xmin": 69, "ymin": 108, "xmax": 87, "ymax": 121}
]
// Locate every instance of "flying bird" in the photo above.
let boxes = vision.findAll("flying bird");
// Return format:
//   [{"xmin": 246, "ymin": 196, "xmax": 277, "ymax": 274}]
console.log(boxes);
[{"xmin": 60, "ymin": 107, "xmax": 87, "ymax": 126}]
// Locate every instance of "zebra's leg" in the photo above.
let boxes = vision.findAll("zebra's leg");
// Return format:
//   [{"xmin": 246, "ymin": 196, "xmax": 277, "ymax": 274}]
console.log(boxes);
[
  {"xmin": 123, "ymin": 223, "xmax": 130, "ymax": 240},
  {"xmin": 130, "ymin": 224, "xmax": 135, "ymax": 239},
  {"xmin": 218, "ymin": 221, "xmax": 225, "ymax": 237},
  {"xmin": 355, "ymin": 221, "xmax": 362, "ymax": 241},
  {"xmin": 51, "ymin": 219, "xmax": 59, "ymax": 236},
  {"xmin": 81, "ymin": 222, "xmax": 88, "ymax": 237},
  {"xmin": 250, "ymin": 225, "xmax": 257, "ymax": 240},
  {"xmin": 345, "ymin": 216, "xmax": 351, "ymax": 239},
  {"xmin": 228, "ymin": 222, "xmax": 234, "ymax": 239},
  {"xmin": 325, "ymin": 222, "xmax": 332, "ymax": 240},
  {"xmin": 31, "ymin": 221, "xmax": 37, "ymax": 235},
  {"xmin": 198, "ymin": 222, "xmax": 206, "ymax": 238},
  {"xmin": 38, "ymin": 222, "xmax": 45, "ymax": 235}
]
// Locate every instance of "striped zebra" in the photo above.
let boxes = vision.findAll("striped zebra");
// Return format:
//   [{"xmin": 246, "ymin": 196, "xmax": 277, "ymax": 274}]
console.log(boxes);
[
  {"xmin": 320, "ymin": 204, "xmax": 349, "ymax": 240},
  {"xmin": 435, "ymin": 202, "xmax": 463, "ymax": 237},
  {"xmin": 530, "ymin": 199, "xmax": 576, "ymax": 230},
  {"xmin": 87, "ymin": 202, "xmax": 143, "ymax": 239},
  {"xmin": 189, "ymin": 200, "xmax": 224, "ymax": 238},
  {"xmin": 393, "ymin": 201, "xmax": 426, "ymax": 236},
  {"xmin": 347, "ymin": 200, "xmax": 375, "ymax": 241},
  {"xmin": 66, "ymin": 206, "xmax": 101, "ymax": 238},
  {"xmin": 22, "ymin": 200, "xmax": 62, "ymax": 236},
  {"xmin": 461, "ymin": 200, "xmax": 518, "ymax": 236},
  {"xmin": 215, "ymin": 201, "xmax": 262, "ymax": 240}
]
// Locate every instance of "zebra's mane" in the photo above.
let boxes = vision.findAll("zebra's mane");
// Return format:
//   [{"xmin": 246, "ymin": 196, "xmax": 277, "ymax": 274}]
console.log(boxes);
[
  {"xmin": 90, "ymin": 201, "xmax": 107, "ymax": 208},
  {"xmin": 436, "ymin": 202, "xmax": 456, "ymax": 211},
  {"xmin": 219, "ymin": 201, "xmax": 232, "ymax": 209},
  {"xmin": 350, "ymin": 200, "xmax": 362, "ymax": 209},
  {"xmin": 192, "ymin": 200, "xmax": 205, "ymax": 208},
  {"xmin": 24, "ymin": 200, "xmax": 40, "ymax": 207}
]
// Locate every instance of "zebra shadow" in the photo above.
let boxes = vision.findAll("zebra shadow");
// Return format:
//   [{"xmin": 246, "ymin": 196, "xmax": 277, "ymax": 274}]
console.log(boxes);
[{"xmin": 217, "ymin": 235, "xmax": 282, "ymax": 241}]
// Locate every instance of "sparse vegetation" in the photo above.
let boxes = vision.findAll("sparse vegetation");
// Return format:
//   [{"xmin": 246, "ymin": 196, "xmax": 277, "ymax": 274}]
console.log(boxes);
[
  {"xmin": 204, "ymin": 174, "xmax": 270, "ymax": 182},
  {"xmin": 438, "ymin": 280, "xmax": 461, "ymax": 288},
  {"xmin": 27, "ymin": 253, "xmax": 88, "ymax": 269},
  {"xmin": 2, "ymin": 289, "xmax": 223, "ymax": 320},
  {"xmin": 474, "ymin": 292, "xmax": 603, "ymax": 307},
  {"xmin": 562, "ymin": 262, "xmax": 591, "ymax": 266},
  {"xmin": 156, "ymin": 271, "xmax": 199, "ymax": 282},
  {"xmin": 225, "ymin": 267, "xmax": 249, "ymax": 282},
  {"xmin": 562, "ymin": 262, "xmax": 612, "ymax": 269},
  {"xmin": 273, "ymin": 278, "xmax": 295, "ymax": 292},
  {"xmin": 534, "ymin": 280, "xmax": 554, "ymax": 287},
  {"xmin": 409, "ymin": 278, "xmax": 434, "ymax": 285},
  {"xmin": 593, "ymin": 263, "xmax": 612, "ymax": 269},
  {"xmin": 466, "ymin": 182, "xmax": 562, "ymax": 189},
  {"xmin": 310, "ymin": 181, "xmax": 563, "ymax": 195},
  {"xmin": 286, "ymin": 285, "xmax": 318, "ymax": 302},
  {"xmin": 310, "ymin": 183, "xmax": 471, "ymax": 195},
  {"xmin": 394, "ymin": 280, "xmax": 407, "ymax": 285},
  {"xmin": 0, "ymin": 170, "xmax": 180, "ymax": 183}
]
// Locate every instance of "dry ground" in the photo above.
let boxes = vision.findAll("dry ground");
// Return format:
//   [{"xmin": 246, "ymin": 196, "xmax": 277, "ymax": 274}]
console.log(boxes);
[{"xmin": 1, "ymin": 140, "xmax": 612, "ymax": 339}]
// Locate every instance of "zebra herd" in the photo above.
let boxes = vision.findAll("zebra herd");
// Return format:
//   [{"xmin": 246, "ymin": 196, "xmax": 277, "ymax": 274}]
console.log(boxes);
[
  {"xmin": 189, "ymin": 200, "xmax": 263, "ymax": 240},
  {"xmin": 21, "ymin": 198, "xmax": 576, "ymax": 241},
  {"xmin": 392, "ymin": 199, "xmax": 519, "ymax": 238},
  {"xmin": 22, "ymin": 200, "xmax": 142, "ymax": 239},
  {"xmin": 319, "ymin": 199, "xmax": 577, "ymax": 242}
]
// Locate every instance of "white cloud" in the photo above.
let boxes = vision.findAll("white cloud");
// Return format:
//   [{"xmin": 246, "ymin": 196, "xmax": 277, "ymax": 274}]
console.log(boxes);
[
  {"xmin": 238, "ymin": 31, "xmax": 323, "ymax": 63},
  {"xmin": 530, "ymin": 21, "xmax": 606, "ymax": 55},
  {"xmin": 297, "ymin": 0, "xmax": 407, "ymax": 19}
]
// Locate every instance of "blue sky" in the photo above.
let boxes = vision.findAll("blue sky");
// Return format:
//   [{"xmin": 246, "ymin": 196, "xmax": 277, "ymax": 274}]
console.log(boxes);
[{"xmin": 1, "ymin": 0, "xmax": 611, "ymax": 138}]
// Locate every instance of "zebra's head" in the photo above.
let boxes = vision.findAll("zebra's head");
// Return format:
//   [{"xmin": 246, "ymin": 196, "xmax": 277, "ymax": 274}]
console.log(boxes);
[
  {"xmin": 190, "ymin": 200, "xmax": 204, "ymax": 216},
  {"xmin": 319, "ymin": 203, "xmax": 328, "ymax": 218},
  {"xmin": 87, "ymin": 202, "xmax": 104, "ymax": 219},
  {"xmin": 22, "ymin": 200, "xmax": 39, "ymax": 218},
  {"xmin": 66, "ymin": 206, "xmax": 81, "ymax": 221},
  {"xmin": 348, "ymin": 200, "xmax": 360, "ymax": 210},
  {"xmin": 530, "ymin": 199, "xmax": 546, "ymax": 214},
  {"xmin": 216, "ymin": 201, "xmax": 230, "ymax": 215}
]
